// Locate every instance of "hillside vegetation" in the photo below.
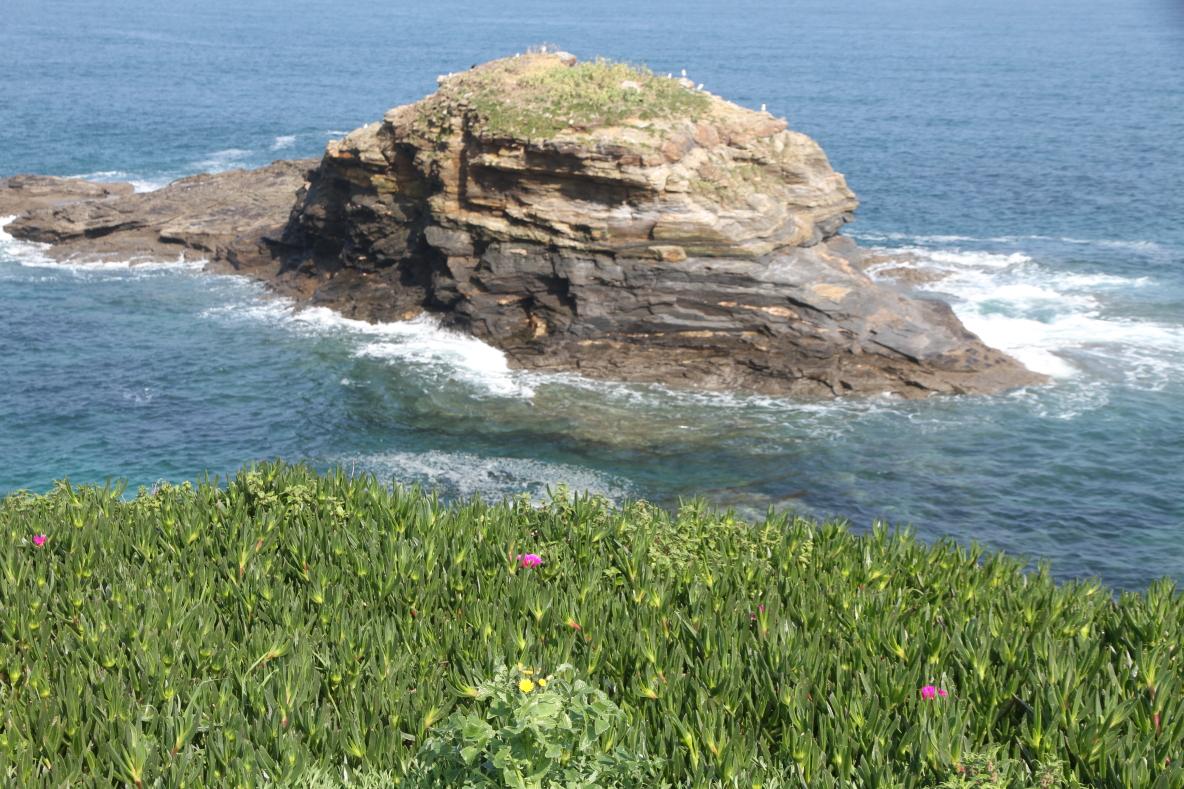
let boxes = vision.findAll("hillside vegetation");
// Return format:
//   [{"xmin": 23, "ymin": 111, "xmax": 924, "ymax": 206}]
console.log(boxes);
[{"xmin": 0, "ymin": 464, "xmax": 1180, "ymax": 786}]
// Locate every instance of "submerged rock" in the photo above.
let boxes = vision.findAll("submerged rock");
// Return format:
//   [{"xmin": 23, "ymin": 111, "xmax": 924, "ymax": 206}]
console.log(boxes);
[{"xmin": 0, "ymin": 53, "xmax": 1044, "ymax": 398}]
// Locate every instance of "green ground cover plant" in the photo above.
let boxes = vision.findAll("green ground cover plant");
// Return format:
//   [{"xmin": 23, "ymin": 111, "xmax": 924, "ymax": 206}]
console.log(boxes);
[
  {"xmin": 0, "ymin": 463, "xmax": 1181, "ymax": 786},
  {"xmin": 428, "ymin": 56, "xmax": 712, "ymax": 139}
]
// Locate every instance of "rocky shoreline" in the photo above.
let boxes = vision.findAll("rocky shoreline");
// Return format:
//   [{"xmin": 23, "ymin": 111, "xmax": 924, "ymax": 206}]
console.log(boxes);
[{"xmin": 0, "ymin": 53, "xmax": 1045, "ymax": 398}]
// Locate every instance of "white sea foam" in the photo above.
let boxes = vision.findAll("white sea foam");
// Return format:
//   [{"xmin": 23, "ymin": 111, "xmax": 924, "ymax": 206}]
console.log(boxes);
[
  {"xmin": 339, "ymin": 449, "xmax": 633, "ymax": 501},
  {"xmin": 2, "ymin": 215, "xmax": 205, "ymax": 274},
  {"xmin": 192, "ymin": 148, "xmax": 253, "ymax": 172},
  {"xmin": 72, "ymin": 169, "xmax": 128, "ymax": 180},
  {"xmin": 201, "ymin": 295, "xmax": 534, "ymax": 398},
  {"xmin": 69, "ymin": 169, "xmax": 171, "ymax": 193},
  {"xmin": 271, "ymin": 135, "xmax": 297, "ymax": 151},
  {"xmin": 867, "ymin": 240, "xmax": 1184, "ymax": 387},
  {"xmin": 315, "ymin": 309, "xmax": 534, "ymax": 399},
  {"xmin": 855, "ymin": 231, "xmax": 1173, "ymax": 256},
  {"xmin": 130, "ymin": 177, "xmax": 171, "ymax": 193},
  {"xmin": 0, "ymin": 215, "xmax": 54, "ymax": 266}
]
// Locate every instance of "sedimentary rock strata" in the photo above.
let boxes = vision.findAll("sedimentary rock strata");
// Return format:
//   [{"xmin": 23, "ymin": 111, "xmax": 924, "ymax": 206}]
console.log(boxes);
[
  {"xmin": 0, "ymin": 53, "xmax": 1044, "ymax": 398},
  {"xmin": 277, "ymin": 53, "xmax": 1042, "ymax": 397}
]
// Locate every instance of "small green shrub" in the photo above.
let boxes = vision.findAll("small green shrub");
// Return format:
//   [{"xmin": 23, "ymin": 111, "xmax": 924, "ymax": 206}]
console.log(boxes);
[{"xmin": 410, "ymin": 663, "xmax": 658, "ymax": 787}]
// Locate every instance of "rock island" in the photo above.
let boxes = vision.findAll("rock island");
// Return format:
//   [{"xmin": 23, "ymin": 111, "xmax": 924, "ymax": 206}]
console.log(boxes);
[{"xmin": 0, "ymin": 53, "xmax": 1045, "ymax": 398}]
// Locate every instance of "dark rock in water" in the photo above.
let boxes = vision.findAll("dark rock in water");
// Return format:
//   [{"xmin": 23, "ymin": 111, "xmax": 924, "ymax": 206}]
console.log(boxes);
[
  {"xmin": 0, "ymin": 54, "xmax": 1045, "ymax": 398},
  {"xmin": 2, "ymin": 161, "xmax": 315, "ymax": 270}
]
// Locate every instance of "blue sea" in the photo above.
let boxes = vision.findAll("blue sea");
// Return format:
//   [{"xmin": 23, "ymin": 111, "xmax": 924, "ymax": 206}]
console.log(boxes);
[{"xmin": 2, "ymin": 0, "xmax": 1182, "ymax": 589}]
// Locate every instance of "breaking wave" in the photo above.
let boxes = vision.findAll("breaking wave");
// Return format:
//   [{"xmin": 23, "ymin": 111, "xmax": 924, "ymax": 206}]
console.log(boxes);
[{"xmin": 865, "ymin": 244, "xmax": 1183, "ymax": 388}]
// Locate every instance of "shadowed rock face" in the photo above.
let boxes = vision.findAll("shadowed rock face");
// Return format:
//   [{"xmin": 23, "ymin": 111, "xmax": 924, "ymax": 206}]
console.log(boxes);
[
  {"xmin": 0, "ymin": 53, "xmax": 1044, "ymax": 398},
  {"xmin": 279, "ymin": 52, "xmax": 1043, "ymax": 397}
]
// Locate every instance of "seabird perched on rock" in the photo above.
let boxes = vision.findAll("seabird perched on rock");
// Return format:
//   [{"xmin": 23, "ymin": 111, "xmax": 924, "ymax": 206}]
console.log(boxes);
[
  {"xmin": 680, "ymin": 68, "xmax": 687, "ymax": 78},
  {"xmin": 760, "ymin": 103, "xmax": 767, "ymax": 112}
]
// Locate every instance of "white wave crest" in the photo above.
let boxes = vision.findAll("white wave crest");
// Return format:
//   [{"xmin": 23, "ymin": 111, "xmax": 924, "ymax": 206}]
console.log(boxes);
[
  {"xmin": 2, "ymin": 216, "xmax": 205, "ymax": 273},
  {"xmin": 192, "ymin": 148, "xmax": 252, "ymax": 172},
  {"xmin": 867, "ymin": 241, "xmax": 1184, "ymax": 387},
  {"xmin": 271, "ymin": 135, "xmax": 297, "ymax": 151},
  {"xmin": 0, "ymin": 215, "xmax": 55, "ymax": 266},
  {"xmin": 130, "ymin": 177, "xmax": 171, "ymax": 193},
  {"xmin": 202, "ymin": 296, "xmax": 534, "ymax": 399},
  {"xmin": 69, "ymin": 170, "xmax": 172, "ymax": 193},
  {"xmin": 71, "ymin": 169, "xmax": 128, "ymax": 180},
  {"xmin": 856, "ymin": 231, "xmax": 1173, "ymax": 256}
]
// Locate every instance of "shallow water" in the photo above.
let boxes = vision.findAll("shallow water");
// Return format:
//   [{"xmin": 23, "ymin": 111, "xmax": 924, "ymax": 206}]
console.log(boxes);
[{"xmin": 2, "ymin": 0, "xmax": 1182, "ymax": 588}]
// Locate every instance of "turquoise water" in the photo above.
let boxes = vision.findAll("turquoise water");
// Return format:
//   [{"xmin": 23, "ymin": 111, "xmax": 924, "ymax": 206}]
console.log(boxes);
[{"xmin": 2, "ymin": 0, "xmax": 1182, "ymax": 588}]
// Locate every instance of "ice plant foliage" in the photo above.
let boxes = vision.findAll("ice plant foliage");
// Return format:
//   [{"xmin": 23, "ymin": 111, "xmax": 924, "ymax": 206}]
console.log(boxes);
[{"xmin": 0, "ymin": 463, "xmax": 1181, "ymax": 787}]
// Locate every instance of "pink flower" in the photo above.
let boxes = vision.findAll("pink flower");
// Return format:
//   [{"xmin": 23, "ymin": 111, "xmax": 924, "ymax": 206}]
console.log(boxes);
[
  {"xmin": 32, "ymin": 534, "xmax": 47, "ymax": 548},
  {"xmin": 517, "ymin": 553, "xmax": 543, "ymax": 569},
  {"xmin": 920, "ymin": 685, "xmax": 948, "ymax": 700}
]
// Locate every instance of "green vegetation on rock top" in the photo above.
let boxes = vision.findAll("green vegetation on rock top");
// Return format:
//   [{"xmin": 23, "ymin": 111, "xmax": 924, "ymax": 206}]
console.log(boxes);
[
  {"xmin": 1, "ymin": 463, "xmax": 1181, "ymax": 786},
  {"xmin": 430, "ymin": 55, "xmax": 712, "ymax": 139}
]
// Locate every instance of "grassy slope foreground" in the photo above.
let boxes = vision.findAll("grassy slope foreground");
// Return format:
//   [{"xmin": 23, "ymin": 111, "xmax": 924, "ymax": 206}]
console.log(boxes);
[{"xmin": 0, "ymin": 464, "xmax": 1181, "ymax": 787}]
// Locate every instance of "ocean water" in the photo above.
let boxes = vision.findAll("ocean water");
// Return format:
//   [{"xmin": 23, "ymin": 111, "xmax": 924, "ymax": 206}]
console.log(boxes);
[{"xmin": 2, "ymin": 0, "xmax": 1182, "ymax": 589}]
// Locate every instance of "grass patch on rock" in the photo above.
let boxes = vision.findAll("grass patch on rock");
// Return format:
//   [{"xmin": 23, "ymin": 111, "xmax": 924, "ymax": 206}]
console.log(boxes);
[
  {"xmin": 1, "ymin": 463, "xmax": 1181, "ymax": 786},
  {"xmin": 429, "ymin": 54, "xmax": 712, "ymax": 139}
]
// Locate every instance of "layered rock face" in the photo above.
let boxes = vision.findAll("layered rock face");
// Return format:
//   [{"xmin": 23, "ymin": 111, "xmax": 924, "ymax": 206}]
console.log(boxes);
[
  {"xmin": 0, "ymin": 54, "xmax": 1043, "ymax": 398},
  {"xmin": 280, "ymin": 53, "xmax": 1041, "ymax": 397}
]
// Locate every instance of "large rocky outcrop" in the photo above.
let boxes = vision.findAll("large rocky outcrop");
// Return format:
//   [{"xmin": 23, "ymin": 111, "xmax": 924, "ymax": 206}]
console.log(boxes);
[
  {"xmin": 0, "ymin": 53, "xmax": 1044, "ymax": 398},
  {"xmin": 278, "ymin": 52, "xmax": 1042, "ymax": 397}
]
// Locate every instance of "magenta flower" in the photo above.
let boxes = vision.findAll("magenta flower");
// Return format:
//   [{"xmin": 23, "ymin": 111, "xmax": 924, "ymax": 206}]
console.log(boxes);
[
  {"xmin": 32, "ymin": 534, "xmax": 47, "ymax": 548},
  {"xmin": 920, "ymin": 685, "xmax": 948, "ymax": 700},
  {"xmin": 517, "ymin": 553, "xmax": 543, "ymax": 569}
]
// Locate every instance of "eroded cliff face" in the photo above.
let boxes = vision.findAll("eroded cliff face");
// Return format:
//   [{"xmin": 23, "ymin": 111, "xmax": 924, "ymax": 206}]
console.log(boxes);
[{"xmin": 281, "ymin": 52, "xmax": 1041, "ymax": 397}]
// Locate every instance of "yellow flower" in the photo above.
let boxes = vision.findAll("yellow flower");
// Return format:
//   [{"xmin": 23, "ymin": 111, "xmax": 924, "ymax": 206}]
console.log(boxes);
[
  {"xmin": 518, "ymin": 679, "xmax": 535, "ymax": 693},
  {"xmin": 538, "ymin": 678, "xmax": 547, "ymax": 687}
]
